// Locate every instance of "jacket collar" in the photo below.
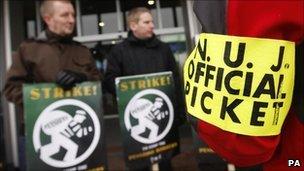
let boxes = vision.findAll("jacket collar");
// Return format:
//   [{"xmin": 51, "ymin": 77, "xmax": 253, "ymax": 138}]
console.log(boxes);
[
  {"xmin": 126, "ymin": 31, "xmax": 159, "ymax": 48},
  {"xmin": 37, "ymin": 29, "xmax": 73, "ymax": 43}
]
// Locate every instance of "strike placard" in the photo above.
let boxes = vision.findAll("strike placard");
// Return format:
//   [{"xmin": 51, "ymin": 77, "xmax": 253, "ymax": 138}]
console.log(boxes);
[
  {"xmin": 115, "ymin": 72, "xmax": 180, "ymax": 169},
  {"xmin": 23, "ymin": 82, "xmax": 107, "ymax": 171}
]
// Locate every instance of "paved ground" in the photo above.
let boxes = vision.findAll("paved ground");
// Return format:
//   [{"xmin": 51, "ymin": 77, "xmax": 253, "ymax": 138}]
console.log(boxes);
[{"xmin": 104, "ymin": 118, "xmax": 200, "ymax": 171}]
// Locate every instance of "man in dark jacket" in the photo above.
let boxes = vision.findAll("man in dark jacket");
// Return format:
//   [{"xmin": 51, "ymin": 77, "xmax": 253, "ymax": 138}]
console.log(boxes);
[
  {"xmin": 105, "ymin": 7, "xmax": 183, "ymax": 171},
  {"xmin": 4, "ymin": 0, "xmax": 101, "ymax": 128},
  {"xmin": 105, "ymin": 7, "xmax": 184, "ymax": 122},
  {"xmin": 3, "ymin": 1, "xmax": 101, "ymax": 170},
  {"xmin": 105, "ymin": 7, "xmax": 180, "ymax": 96}
]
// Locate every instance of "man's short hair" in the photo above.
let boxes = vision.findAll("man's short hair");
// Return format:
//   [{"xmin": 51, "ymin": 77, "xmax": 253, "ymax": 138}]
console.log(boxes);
[
  {"xmin": 127, "ymin": 7, "xmax": 151, "ymax": 27},
  {"xmin": 40, "ymin": 0, "xmax": 71, "ymax": 17}
]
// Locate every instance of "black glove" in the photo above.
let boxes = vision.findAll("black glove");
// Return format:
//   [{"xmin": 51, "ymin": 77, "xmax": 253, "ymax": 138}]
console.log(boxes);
[{"xmin": 56, "ymin": 69, "xmax": 87, "ymax": 90}]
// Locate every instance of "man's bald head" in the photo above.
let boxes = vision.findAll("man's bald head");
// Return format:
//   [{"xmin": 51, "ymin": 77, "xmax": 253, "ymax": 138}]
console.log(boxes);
[
  {"xmin": 40, "ymin": 0, "xmax": 71, "ymax": 17},
  {"xmin": 40, "ymin": 0, "xmax": 75, "ymax": 36}
]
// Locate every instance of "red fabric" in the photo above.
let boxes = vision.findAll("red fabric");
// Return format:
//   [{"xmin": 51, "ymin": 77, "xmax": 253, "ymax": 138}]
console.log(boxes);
[
  {"xmin": 196, "ymin": 0, "xmax": 304, "ymax": 168},
  {"xmin": 227, "ymin": 1, "xmax": 304, "ymax": 44},
  {"xmin": 197, "ymin": 120, "xmax": 278, "ymax": 166},
  {"xmin": 263, "ymin": 108, "xmax": 304, "ymax": 171}
]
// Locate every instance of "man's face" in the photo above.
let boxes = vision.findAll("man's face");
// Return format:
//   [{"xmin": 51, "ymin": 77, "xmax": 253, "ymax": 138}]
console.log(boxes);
[
  {"xmin": 131, "ymin": 12, "xmax": 155, "ymax": 39},
  {"xmin": 44, "ymin": 1, "xmax": 75, "ymax": 36}
]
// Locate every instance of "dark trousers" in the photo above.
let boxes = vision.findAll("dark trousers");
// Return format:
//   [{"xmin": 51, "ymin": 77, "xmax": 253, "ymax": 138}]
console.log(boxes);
[{"xmin": 18, "ymin": 136, "xmax": 26, "ymax": 171}]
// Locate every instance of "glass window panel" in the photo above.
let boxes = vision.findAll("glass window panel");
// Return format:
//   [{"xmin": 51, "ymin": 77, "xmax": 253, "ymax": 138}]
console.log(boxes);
[
  {"xmin": 160, "ymin": 0, "xmax": 183, "ymax": 28},
  {"xmin": 80, "ymin": 0, "xmax": 118, "ymax": 34},
  {"xmin": 100, "ymin": 13, "xmax": 121, "ymax": 34},
  {"xmin": 176, "ymin": 7, "xmax": 184, "ymax": 27},
  {"xmin": 81, "ymin": 14, "xmax": 99, "ymax": 35},
  {"xmin": 161, "ymin": 8, "xmax": 174, "ymax": 28}
]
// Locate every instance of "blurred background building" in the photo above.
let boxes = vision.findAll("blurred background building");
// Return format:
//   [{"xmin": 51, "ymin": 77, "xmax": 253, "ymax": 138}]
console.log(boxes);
[{"xmin": 0, "ymin": 0, "xmax": 204, "ymax": 170}]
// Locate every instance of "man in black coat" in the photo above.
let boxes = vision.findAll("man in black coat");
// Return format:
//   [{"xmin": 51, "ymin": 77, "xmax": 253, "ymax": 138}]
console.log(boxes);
[
  {"xmin": 104, "ymin": 7, "xmax": 184, "ymax": 171},
  {"xmin": 105, "ymin": 8, "xmax": 180, "ymax": 96}
]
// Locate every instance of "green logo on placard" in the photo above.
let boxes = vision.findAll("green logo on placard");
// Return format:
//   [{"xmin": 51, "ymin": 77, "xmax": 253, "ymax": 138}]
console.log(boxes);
[
  {"xmin": 124, "ymin": 89, "xmax": 174, "ymax": 144},
  {"xmin": 32, "ymin": 99, "xmax": 101, "ymax": 168}
]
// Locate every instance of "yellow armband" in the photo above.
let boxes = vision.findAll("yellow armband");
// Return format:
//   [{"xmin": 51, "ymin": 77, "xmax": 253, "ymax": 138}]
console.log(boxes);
[{"xmin": 184, "ymin": 33, "xmax": 295, "ymax": 136}]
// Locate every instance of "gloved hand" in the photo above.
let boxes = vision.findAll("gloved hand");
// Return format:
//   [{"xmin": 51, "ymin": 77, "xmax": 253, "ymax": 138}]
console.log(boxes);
[{"xmin": 56, "ymin": 69, "xmax": 87, "ymax": 90}]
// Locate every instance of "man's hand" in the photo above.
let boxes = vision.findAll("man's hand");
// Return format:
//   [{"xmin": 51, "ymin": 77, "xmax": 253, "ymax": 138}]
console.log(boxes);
[{"xmin": 56, "ymin": 69, "xmax": 87, "ymax": 90}]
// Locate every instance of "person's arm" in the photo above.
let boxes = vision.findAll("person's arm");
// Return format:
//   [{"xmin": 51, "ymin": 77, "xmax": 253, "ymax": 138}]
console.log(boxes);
[
  {"xmin": 4, "ymin": 46, "xmax": 33, "ymax": 106},
  {"xmin": 104, "ymin": 45, "xmax": 123, "ymax": 95},
  {"xmin": 56, "ymin": 46, "xmax": 102, "ymax": 90}
]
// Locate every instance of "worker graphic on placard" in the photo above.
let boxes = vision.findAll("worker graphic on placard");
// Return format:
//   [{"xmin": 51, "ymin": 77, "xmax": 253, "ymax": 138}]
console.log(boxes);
[
  {"xmin": 39, "ymin": 110, "xmax": 93, "ymax": 162},
  {"xmin": 124, "ymin": 89, "xmax": 174, "ymax": 144}
]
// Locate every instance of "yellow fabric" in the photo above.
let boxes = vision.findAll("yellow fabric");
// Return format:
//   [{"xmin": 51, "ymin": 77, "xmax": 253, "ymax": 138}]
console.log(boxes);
[{"xmin": 183, "ymin": 33, "xmax": 295, "ymax": 136}]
